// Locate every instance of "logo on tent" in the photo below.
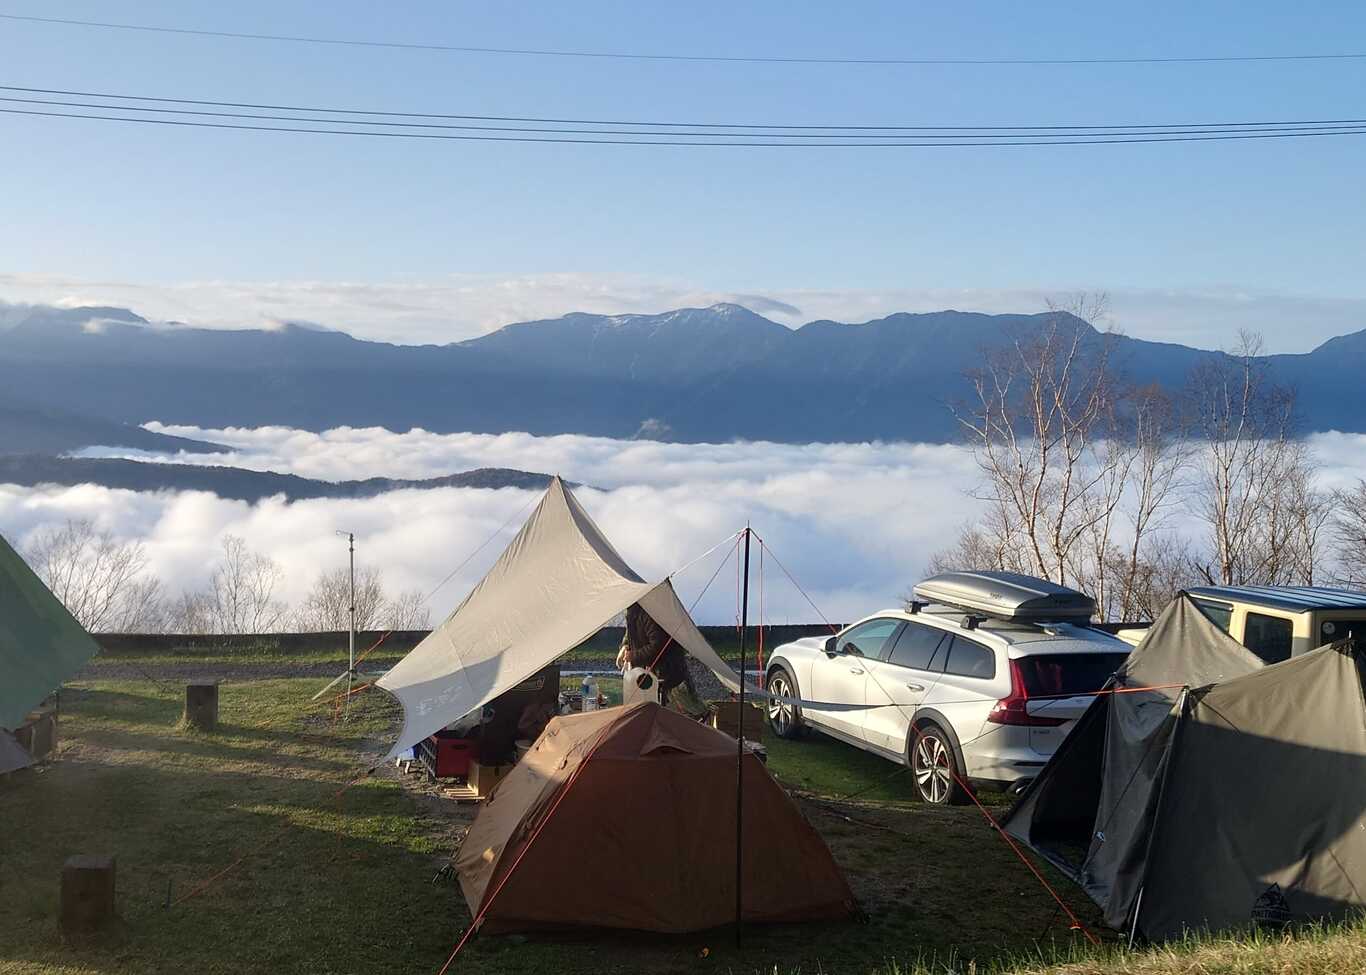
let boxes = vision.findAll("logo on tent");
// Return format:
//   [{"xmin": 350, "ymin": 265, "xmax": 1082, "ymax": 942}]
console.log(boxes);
[{"xmin": 1251, "ymin": 883, "xmax": 1293, "ymax": 929}]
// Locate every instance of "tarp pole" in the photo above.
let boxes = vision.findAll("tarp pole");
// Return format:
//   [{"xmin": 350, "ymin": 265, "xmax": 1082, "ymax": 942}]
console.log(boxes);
[{"xmin": 735, "ymin": 524, "xmax": 751, "ymax": 949}]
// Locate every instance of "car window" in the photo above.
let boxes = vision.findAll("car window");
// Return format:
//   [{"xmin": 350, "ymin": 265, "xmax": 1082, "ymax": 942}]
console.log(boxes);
[
  {"xmin": 1244, "ymin": 612, "xmax": 1292, "ymax": 664},
  {"xmin": 1193, "ymin": 598, "xmax": 1234, "ymax": 633},
  {"xmin": 839, "ymin": 618, "xmax": 902, "ymax": 658},
  {"xmin": 884, "ymin": 622, "xmax": 947, "ymax": 671},
  {"xmin": 1320, "ymin": 618, "xmax": 1366, "ymax": 645},
  {"xmin": 944, "ymin": 634, "xmax": 997, "ymax": 679}
]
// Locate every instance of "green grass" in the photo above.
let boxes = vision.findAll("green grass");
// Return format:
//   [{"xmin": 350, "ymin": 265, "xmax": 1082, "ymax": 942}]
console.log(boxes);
[{"xmin": 2, "ymin": 677, "xmax": 1357, "ymax": 975}]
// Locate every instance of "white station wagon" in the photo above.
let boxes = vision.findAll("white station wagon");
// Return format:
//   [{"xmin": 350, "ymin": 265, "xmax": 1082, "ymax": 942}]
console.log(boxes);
[{"xmin": 765, "ymin": 572, "xmax": 1130, "ymax": 804}]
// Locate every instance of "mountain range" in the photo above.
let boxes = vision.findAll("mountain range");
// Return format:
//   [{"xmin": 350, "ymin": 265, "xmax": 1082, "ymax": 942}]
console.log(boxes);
[{"xmin": 3, "ymin": 301, "xmax": 1365, "ymax": 453}]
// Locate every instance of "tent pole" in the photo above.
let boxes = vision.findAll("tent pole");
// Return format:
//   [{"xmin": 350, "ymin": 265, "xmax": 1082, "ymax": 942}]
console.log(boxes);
[{"xmin": 735, "ymin": 524, "xmax": 751, "ymax": 949}]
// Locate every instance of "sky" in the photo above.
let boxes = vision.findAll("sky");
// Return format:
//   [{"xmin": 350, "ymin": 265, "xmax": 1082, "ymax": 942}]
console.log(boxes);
[{"xmin": 2, "ymin": 3, "xmax": 1366, "ymax": 350}]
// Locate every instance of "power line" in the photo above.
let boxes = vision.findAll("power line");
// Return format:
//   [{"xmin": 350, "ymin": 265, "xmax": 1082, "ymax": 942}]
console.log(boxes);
[
  {"xmin": 4, "ymin": 85, "xmax": 1366, "ymax": 133},
  {"xmin": 4, "ymin": 12, "xmax": 1366, "ymax": 67},
  {"xmin": 6, "ymin": 96, "xmax": 1366, "ymax": 140},
  {"xmin": 7, "ymin": 106, "xmax": 1366, "ymax": 147}
]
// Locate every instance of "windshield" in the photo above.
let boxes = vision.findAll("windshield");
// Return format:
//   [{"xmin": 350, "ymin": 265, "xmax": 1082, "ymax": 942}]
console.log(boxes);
[{"xmin": 1015, "ymin": 653, "xmax": 1128, "ymax": 697}]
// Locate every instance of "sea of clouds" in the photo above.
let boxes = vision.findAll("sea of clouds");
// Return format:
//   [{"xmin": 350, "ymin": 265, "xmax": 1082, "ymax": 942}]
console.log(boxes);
[
  {"xmin": 7, "ymin": 426, "xmax": 1366, "ymax": 627},
  {"xmin": 0, "ymin": 427, "xmax": 984, "ymax": 625}
]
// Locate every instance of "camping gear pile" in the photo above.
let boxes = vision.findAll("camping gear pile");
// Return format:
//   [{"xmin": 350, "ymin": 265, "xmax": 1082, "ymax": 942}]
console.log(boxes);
[{"xmin": 1004, "ymin": 594, "xmax": 1366, "ymax": 941}]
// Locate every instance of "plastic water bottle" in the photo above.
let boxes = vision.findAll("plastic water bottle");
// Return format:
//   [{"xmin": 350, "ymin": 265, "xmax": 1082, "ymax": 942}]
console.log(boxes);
[{"xmin": 581, "ymin": 675, "xmax": 599, "ymax": 712}]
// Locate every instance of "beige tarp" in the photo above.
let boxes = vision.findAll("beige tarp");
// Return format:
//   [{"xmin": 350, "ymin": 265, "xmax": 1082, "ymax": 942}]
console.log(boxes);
[
  {"xmin": 457, "ymin": 701, "xmax": 855, "ymax": 933},
  {"xmin": 376, "ymin": 478, "xmax": 745, "ymax": 761}
]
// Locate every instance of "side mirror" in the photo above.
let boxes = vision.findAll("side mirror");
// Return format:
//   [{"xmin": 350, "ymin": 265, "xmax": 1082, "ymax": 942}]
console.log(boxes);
[{"xmin": 823, "ymin": 636, "xmax": 838, "ymax": 656}]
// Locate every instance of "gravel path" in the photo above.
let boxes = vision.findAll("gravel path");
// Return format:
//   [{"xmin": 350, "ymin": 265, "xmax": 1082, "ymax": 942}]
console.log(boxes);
[{"xmin": 77, "ymin": 656, "xmax": 733, "ymax": 699}]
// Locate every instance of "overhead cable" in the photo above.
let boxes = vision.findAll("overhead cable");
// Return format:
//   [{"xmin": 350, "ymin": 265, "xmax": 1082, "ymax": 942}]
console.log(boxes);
[{"xmin": 4, "ymin": 13, "xmax": 1365, "ymax": 67}]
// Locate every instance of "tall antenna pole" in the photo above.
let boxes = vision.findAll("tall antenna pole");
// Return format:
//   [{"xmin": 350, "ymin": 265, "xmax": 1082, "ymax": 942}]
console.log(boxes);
[
  {"xmin": 336, "ymin": 530, "xmax": 356, "ymax": 721},
  {"xmin": 347, "ymin": 531, "xmax": 356, "ymax": 679},
  {"xmin": 735, "ymin": 524, "xmax": 751, "ymax": 949}
]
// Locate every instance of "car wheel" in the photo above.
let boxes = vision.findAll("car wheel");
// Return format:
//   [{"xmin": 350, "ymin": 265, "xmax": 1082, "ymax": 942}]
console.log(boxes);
[
  {"xmin": 766, "ymin": 668, "xmax": 804, "ymax": 739},
  {"xmin": 909, "ymin": 723, "xmax": 966, "ymax": 805}
]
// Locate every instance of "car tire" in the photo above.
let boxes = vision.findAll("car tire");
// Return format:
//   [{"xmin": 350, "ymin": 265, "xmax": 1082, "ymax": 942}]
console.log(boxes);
[
  {"xmin": 909, "ymin": 722, "xmax": 967, "ymax": 805},
  {"xmin": 765, "ymin": 667, "xmax": 805, "ymax": 740}
]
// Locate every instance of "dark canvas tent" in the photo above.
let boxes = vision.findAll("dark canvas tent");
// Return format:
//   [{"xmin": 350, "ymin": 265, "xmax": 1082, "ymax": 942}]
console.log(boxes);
[
  {"xmin": 0, "ymin": 531, "xmax": 100, "ymax": 731},
  {"xmin": 1004, "ymin": 594, "xmax": 1366, "ymax": 940},
  {"xmin": 455, "ymin": 701, "xmax": 856, "ymax": 934}
]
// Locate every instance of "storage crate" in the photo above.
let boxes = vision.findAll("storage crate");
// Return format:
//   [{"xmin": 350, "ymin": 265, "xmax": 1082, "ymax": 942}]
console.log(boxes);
[{"xmin": 708, "ymin": 700, "xmax": 765, "ymax": 742}]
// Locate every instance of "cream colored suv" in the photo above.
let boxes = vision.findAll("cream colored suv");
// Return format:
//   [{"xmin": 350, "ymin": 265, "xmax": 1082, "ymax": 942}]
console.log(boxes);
[{"xmin": 1184, "ymin": 586, "xmax": 1366, "ymax": 663}]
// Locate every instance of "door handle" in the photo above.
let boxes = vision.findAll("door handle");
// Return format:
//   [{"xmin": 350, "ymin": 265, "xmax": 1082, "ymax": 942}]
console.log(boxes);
[
  {"xmin": 848, "ymin": 667, "xmax": 864, "ymax": 675},
  {"xmin": 905, "ymin": 682, "xmax": 925, "ymax": 692}
]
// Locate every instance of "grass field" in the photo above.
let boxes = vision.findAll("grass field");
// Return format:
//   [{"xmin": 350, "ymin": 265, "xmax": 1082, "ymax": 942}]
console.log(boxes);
[{"xmin": 1, "ymin": 676, "xmax": 1359, "ymax": 975}]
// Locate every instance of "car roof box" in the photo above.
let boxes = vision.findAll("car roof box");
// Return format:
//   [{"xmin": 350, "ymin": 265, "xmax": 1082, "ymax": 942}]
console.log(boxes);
[{"xmin": 912, "ymin": 571, "xmax": 1095, "ymax": 623}]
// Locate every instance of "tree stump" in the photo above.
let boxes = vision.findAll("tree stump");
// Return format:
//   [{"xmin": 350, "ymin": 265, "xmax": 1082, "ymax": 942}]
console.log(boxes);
[
  {"xmin": 61, "ymin": 854, "xmax": 116, "ymax": 933},
  {"xmin": 184, "ymin": 683, "xmax": 219, "ymax": 731}
]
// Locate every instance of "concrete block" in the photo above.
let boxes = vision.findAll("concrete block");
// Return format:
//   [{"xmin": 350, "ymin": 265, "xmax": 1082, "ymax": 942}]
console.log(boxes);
[
  {"xmin": 61, "ymin": 854, "xmax": 116, "ymax": 933},
  {"xmin": 184, "ymin": 683, "xmax": 219, "ymax": 731}
]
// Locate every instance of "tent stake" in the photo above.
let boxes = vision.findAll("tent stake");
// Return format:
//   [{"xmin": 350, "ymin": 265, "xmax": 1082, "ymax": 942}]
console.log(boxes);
[{"xmin": 736, "ymin": 525, "xmax": 751, "ymax": 949}]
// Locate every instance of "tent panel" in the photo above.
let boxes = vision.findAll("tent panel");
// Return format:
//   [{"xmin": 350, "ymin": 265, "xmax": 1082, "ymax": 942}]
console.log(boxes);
[
  {"xmin": 0, "ymin": 730, "xmax": 34, "ymax": 775},
  {"xmin": 1137, "ymin": 645, "xmax": 1366, "ymax": 940},
  {"xmin": 0, "ymin": 533, "xmax": 100, "ymax": 729},
  {"xmin": 459, "ymin": 702, "xmax": 854, "ymax": 934}
]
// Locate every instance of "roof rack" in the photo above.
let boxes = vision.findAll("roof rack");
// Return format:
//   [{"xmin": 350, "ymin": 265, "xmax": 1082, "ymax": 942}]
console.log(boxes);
[{"xmin": 912, "ymin": 571, "xmax": 1095, "ymax": 624}]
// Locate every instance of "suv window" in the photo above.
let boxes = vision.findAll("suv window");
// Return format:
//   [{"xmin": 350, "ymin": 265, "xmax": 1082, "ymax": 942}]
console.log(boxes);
[
  {"xmin": 839, "ymin": 618, "xmax": 902, "ymax": 658},
  {"xmin": 1194, "ymin": 598, "xmax": 1234, "ymax": 633},
  {"xmin": 1015, "ymin": 653, "xmax": 1129, "ymax": 696},
  {"xmin": 944, "ymin": 634, "xmax": 997, "ymax": 679},
  {"xmin": 885, "ymin": 622, "xmax": 947, "ymax": 671},
  {"xmin": 1244, "ymin": 612, "xmax": 1292, "ymax": 664}
]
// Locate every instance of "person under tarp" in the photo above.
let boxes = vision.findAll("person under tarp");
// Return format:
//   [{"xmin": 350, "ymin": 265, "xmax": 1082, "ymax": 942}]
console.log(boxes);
[
  {"xmin": 455, "ymin": 700, "xmax": 856, "ymax": 934},
  {"xmin": 616, "ymin": 603, "xmax": 708, "ymax": 719}
]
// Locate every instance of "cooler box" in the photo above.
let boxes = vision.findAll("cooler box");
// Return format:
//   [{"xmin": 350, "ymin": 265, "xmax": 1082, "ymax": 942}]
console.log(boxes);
[{"xmin": 419, "ymin": 731, "xmax": 476, "ymax": 779}]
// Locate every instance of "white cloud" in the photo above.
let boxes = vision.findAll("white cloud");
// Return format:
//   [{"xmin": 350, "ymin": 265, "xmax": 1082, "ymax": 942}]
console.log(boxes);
[
  {"xmin": 15, "ymin": 425, "xmax": 1366, "ymax": 628},
  {"xmin": 2, "ymin": 271, "xmax": 1363, "ymax": 352},
  {"xmin": 14, "ymin": 428, "xmax": 986, "ymax": 625}
]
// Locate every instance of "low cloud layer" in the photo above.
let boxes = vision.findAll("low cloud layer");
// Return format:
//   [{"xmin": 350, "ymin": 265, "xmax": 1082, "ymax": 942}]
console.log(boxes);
[
  {"xmin": 11, "ymin": 428, "xmax": 983, "ymax": 626},
  {"xmin": 4, "ymin": 272, "xmax": 1363, "ymax": 353},
  {"xmin": 13, "ymin": 425, "xmax": 1366, "ymax": 628}
]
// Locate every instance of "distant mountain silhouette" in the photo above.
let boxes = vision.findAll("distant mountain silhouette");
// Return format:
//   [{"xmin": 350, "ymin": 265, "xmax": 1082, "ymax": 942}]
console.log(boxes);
[
  {"xmin": 0, "ymin": 455, "xmax": 556, "ymax": 503},
  {"xmin": 0, "ymin": 399, "xmax": 223, "ymax": 456},
  {"xmin": 2, "ymin": 301, "xmax": 1364, "ymax": 444}
]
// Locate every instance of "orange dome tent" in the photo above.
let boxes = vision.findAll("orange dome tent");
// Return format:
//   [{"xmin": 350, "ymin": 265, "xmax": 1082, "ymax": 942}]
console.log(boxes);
[{"xmin": 455, "ymin": 701, "xmax": 856, "ymax": 934}]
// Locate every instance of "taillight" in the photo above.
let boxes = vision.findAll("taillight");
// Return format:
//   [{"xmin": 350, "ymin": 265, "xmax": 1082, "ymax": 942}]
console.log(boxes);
[{"xmin": 986, "ymin": 659, "xmax": 1068, "ymax": 727}]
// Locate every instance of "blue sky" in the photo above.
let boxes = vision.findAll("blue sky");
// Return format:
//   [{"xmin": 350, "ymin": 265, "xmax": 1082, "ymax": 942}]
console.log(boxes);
[{"xmin": 2, "ymin": 2, "xmax": 1365, "ymax": 349}]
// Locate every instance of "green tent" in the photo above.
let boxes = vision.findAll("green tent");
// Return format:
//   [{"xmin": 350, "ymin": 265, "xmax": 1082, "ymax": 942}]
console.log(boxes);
[
  {"xmin": 0, "ymin": 531, "xmax": 100, "ymax": 729},
  {"xmin": 1004, "ymin": 594, "xmax": 1366, "ymax": 941}
]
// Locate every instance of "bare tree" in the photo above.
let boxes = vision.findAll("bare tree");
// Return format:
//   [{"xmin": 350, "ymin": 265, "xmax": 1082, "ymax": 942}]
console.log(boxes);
[
  {"xmin": 24, "ymin": 519, "xmax": 165, "ymax": 632},
  {"xmin": 294, "ymin": 566, "xmax": 387, "ymax": 631},
  {"xmin": 205, "ymin": 535, "xmax": 287, "ymax": 634},
  {"xmin": 384, "ymin": 589, "xmax": 432, "ymax": 630},
  {"xmin": 952, "ymin": 293, "xmax": 1124, "ymax": 591},
  {"xmin": 1111, "ymin": 386, "xmax": 1190, "ymax": 621},
  {"xmin": 164, "ymin": 589, "xmax": 216, "ymax": 634},
  {"xmin": 1186, "ymin": 332, "xmax": 1323, "ymax": 586},
  {"xmin": 1330, "ymin": 481, "xmax": 1366, "ymax": 586}
]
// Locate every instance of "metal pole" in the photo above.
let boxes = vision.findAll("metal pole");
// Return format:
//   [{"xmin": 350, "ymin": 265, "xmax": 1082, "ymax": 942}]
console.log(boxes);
[
  {"xmin": 347, "ymin": 532, "xmax": 356, "ymax": 676},
  {"xmin": 735, "ymin": 525, "xmax": 750, "ymax": 949}
]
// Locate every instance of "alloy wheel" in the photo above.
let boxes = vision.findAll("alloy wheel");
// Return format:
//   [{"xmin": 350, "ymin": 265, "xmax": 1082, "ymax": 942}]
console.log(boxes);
[
  {"xmin": 913, "ymin": 731, "xmax": 954, "ymax": 804},
  {"xmin": 767, "ymin": 675, "xmax": 794, "ymax": 735}
]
